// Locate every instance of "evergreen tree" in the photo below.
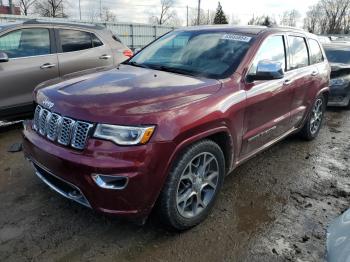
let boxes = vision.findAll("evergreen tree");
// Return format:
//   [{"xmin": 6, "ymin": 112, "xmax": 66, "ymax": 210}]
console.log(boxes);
[{"xmin": 213, "ymin": 2, "xmax": 228, "ymax": 24}]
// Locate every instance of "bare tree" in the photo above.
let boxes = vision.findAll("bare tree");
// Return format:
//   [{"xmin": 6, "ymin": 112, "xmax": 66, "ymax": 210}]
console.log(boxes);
[
  {"xmin": 17, "ymin": 0, "xmax": 37, "ymax": 15},
  {"xmin": 188, "ymin": 8, "xmax": 210, "ymax": 25},
  {"xmin": 102, "ymin": 7, "xmax": 117, "ymax": 22},
  {"xmin": 303, "ymin": 0, "xmax": 350, "ymax": 34},
  {"xmin": 303, "ymin": 5, "xmax": 320, "ymax": 33},
  {"xmin": 230, "ymin": 14, "xmax": 241, "ymax": 25},
  {"xmin": 150, "ymin": 0, "xmax": 176, "ymax": 25},
  {"xmin": 35, "ymin": 0, "xmax": 67, "ymax": 18},
  {"xmin": 248, "ymin": 15, "xmax": 276, "ymax": 26},
  {"xmin": 86, "ymin": 8, "xmax": 101, "ymax": 23},
  {"xmin": 280, "ymin": 9, "xmax": 301, "ymax": 27},
  {"xmin": 321, "ymin": 0, "xmax": 350, "ymax": 33}
]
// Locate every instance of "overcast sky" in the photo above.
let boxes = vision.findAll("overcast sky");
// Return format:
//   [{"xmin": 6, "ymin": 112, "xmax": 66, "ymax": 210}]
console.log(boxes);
[
  {"xmin": 77, "ymin": 0, "xmax": 320, "ymax": 25},
  {"xmin": 4, "ymin": 0, "xmax": 320, "ymax": 25}
]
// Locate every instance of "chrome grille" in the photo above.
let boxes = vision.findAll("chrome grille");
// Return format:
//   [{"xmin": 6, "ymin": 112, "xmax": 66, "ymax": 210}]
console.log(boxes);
[
  {"xmin": 58, "ymin": 117, "xmax": 75, "ymax": 146},
  {"xmin": 39, "ymin": 109, "xmax": 49, "ymax": 136},
  {"xmin": 33, "ymin": 105, "xmax": 42, "ymax": 131},
  {"xmin": 46, "ymin": 113, "xmax": 61, "ymax": 141},
  {"xmin": 32, "ymin": 105, "xmax": 93, "ymax": 150},
  {"xmin": 71, "ymin": 121, "xmax": 94, "ymax": 150}
]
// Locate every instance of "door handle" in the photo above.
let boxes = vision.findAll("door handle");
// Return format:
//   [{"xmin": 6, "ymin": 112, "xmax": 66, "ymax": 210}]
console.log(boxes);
[
  {"xmin": 99, "ymin": 54, "xmax": 112, "ymax": 60},
  {"xmin": 311, "ymin": 71, "xmax": 319, "ymax": 76},
  {"xmin": 40, "ymin": 63, "xmax": 56, "ymax": 69},
  {"xmin": 283, "ymin": 79, "xmax": 292, "ymax": 85}
]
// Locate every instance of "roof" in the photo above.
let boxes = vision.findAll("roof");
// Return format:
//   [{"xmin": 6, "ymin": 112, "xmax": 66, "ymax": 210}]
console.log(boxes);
[
  {"xmin": 323, "ymin": 42, "xmax": 350, "ymax": 49},
  {"xmin": 180, "ymin": 25, "xmax": 267, "ymax": 35},
  {"xmin": 176, "ymin": 25, "xmax": 308, "ymax": 36},
  {"xmin": 0, "ymin": 19, "xmax": 105, "ymax": 31}
]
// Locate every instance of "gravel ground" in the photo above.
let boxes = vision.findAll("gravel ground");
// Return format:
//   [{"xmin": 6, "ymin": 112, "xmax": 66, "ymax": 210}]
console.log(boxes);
[{"xmin": 0, "ymin": 108, "xmax": 349, "ymax": 262}]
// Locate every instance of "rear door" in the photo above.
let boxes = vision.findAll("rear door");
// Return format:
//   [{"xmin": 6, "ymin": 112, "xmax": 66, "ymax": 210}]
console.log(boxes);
[
  {"xmin": 241, "ymin": 34, "xmax": 294, "ymax": 156},
  {"xmin": 286, "ymin": 34, "xmax": 318, "ymax": 127},
  {"xmin": 55, "ymin": 28, "xmax": 113, "ymax": 76},
  {"xmin": 0, "ymin": 26, "xmax": 58, "ymax": 111}
]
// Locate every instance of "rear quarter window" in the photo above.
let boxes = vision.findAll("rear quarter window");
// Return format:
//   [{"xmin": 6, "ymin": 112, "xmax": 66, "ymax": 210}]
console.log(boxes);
[
  {"xmin": 309, "ymin": 39, "xmax": 324, "ymax": 64},
  {"xmin": 59, "ymin": 29, "xmax": 92, "ymax": 52},
  {"xmin": 288, "ymin": 36, "xmax": 309, "ymax": 70}
]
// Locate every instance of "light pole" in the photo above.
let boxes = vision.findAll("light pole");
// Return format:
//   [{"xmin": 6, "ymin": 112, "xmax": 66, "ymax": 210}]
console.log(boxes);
[
  {"xmin": 79, "ymin": 0, "xmax": 82, "ymax": 20},
  {"xmin": 100, "ymin": 0, "xmax": 102, "ymax": 21}
]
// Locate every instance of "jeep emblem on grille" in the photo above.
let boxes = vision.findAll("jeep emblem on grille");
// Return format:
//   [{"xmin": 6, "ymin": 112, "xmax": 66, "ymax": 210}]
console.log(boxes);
[{"xmin": 42, "ymin": 99, "xmax": 54, "ymax": 109}]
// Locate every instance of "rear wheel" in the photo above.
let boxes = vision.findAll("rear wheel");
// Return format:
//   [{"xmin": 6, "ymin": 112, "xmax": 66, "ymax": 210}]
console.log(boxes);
[
  {"xmin": 158, "ymin": 140, "xmax": 225, "ymax": 231},
  {"xmin": 299, "ymin": 94, "xmax": 326, "ymax": 140}
]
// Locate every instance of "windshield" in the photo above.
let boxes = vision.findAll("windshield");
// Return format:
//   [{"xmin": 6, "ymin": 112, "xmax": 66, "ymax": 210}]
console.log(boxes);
[
  {"xmin": 325, "ymin": 47, "xmax": 350, "ymax": 64},
  {"xmin": 128, "ymin": 30, "xmax": 254, "ymax": 79}
]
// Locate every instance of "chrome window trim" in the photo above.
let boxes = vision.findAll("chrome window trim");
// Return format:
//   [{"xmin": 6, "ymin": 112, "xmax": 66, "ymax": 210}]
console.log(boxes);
[{"xmin": 56, "ymin": 27, "xmax": 107, "ymax": 54}]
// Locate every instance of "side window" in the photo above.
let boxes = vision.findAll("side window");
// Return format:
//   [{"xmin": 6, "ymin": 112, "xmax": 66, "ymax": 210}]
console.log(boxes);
[
  {"xmin": 288, "ymin": 36, "xmax": 309, "ymax": 70},
  {"xmin": 249, "ymin": 35, "xmax": 286, "ymax": 75},
  {"xmin": 92, "ymin": 33, "xmax": 103, "ymax": 47},
  {"xmin": 59, "ymin": 29, "xmax": 93, "ymax": 53},
  {"xmin": 309, "ymin": 39, "xmax": 324, "ymax": 64},
  {"xmin": 0, "ymin": 28, "xmax": 50, "ymax": 58}
]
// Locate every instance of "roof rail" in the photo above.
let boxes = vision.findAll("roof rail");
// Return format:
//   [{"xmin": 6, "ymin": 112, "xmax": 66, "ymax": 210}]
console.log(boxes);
[{"xmin": 22, "ymin": 19, "xmax": 105, "ymax": 30}]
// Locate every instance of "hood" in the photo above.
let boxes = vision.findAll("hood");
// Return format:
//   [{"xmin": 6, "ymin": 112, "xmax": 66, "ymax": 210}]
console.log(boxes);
[
  {"xmin": 329, "ymin": 63, "xmax": 350, "ymax": 78},
  {"xmin": 35, "ymin": 65, "xmax": 221, "ymax": 124}
]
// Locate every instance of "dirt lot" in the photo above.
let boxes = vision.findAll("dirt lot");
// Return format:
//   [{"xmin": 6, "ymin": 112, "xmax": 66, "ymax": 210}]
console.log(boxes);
[{"xmin": 0, "ymin": 109, "xmax": 349, "ymax": 262}]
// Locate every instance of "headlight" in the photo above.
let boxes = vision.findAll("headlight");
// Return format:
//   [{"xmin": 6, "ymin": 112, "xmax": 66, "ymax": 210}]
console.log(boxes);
[
  {"xmin": 93, "ymin": 124, "xmax": 155, "ymax": 145},
  {"xmin": 330, "ymin": 78, "xmax": 348, "ymax": 86}
]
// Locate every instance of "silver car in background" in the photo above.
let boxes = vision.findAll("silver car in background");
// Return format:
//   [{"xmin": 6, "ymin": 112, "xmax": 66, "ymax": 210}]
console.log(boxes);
[{"xmin": 0, "ymin": 20, "xmax": 132, "ymax": 121}]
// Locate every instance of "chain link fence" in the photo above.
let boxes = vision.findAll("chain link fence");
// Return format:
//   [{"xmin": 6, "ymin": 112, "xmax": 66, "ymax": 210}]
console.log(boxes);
[{"xmin": 0, "ymin": 14, "xmax": 175, "ymax": 49}]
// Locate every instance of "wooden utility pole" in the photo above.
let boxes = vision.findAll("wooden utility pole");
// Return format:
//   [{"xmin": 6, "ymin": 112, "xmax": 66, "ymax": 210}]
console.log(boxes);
[
  {"xmin": 197, "ymin": 0, "xmax": 201, "ymax": 25},
  {"xmin": 9, "ymin": 0, "xmax": 14, "ymax": 14},
  {"xmin": 186, "ymin": 5, "xmax": 189, "ymax": 26}
]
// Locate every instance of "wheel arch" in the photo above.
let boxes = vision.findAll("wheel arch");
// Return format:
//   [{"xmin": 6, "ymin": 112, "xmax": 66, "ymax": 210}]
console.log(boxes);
[{"xmin": 169, "ymin": 127, "xmax": 235, "ymax": 175}]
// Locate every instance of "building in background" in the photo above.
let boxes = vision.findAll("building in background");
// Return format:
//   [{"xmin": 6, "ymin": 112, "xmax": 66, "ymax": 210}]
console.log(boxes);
[{"xmin": 0, "ymin": 0, "xmax": 20, "ymax": 15}]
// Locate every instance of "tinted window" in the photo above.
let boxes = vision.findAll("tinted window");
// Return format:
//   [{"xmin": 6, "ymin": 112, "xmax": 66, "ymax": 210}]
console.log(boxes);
[
  {"xmin": 112, "ymin": 34, "xmax": 122, "ymax": 43},
  {"xmin": 309, "ymin": 39, "xmax": 323, "ymax": 64},
  {"xmin": 92, "ymin": 34, "xmax": 103, "ymax": 47},
  {"xmin": 129, "ymin": 31, "xmax": 254, "ymax": 79},
  {"xmin": 0, "ymin": 28, "xmax": 50, "ymax": 58},
  {"xmin": 59, "ymin": 29, "xmax": 92, "ymax": 52},
  {"xmin": 249, "ymin": 35, "xmax": 286, "ymax": 75},
  {"xmin": 324, "ymin": 46, "xmax": 350, "ymax": 64},
  {"xmin": 288, "ymin": 36, "xmax": 309, "ymax": 69}
]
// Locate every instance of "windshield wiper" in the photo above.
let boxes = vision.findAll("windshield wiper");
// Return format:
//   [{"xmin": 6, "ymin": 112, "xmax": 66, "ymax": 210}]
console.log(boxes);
[
  {"xmin": 148, "ymin": 64, "xmax": 198, "ymax": 77},
  {"xmin": 126, "ymin": 61, "xmax": 150, "ymax": 69}
]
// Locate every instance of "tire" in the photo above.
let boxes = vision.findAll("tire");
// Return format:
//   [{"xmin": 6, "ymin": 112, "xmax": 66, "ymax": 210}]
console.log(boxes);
[
  {"xmin": 158, "ymin": 139, "xmax": 225, "ymax": 231},
  {"xmin": 299, "ymin": 94, "xmax": 326, "ymax": 141}
]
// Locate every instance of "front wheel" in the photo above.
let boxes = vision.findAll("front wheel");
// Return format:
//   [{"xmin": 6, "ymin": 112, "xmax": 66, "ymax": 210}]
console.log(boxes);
[
  {"xmin": 158, "ymin": 140, "xmax": 225, "ymax": 231},
  {"xmin": 299, "ymin": 94, "xmax": 326, "ymax": 140}
]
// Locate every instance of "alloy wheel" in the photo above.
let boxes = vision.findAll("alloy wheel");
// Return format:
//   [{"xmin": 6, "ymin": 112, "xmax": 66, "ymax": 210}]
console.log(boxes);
[
  {"xmin": 310, "ymin": 98, "xmax": 324, "ymax": 135},
  {"xmin": 176, "ymin": 152, "xmax": 219, "ymax": 219}
]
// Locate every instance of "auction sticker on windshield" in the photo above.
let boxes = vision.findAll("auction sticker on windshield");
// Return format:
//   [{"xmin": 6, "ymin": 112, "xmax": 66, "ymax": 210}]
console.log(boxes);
[{"xmin": 222, "ymin": 34, "xmax": 252, "ymax": 42}]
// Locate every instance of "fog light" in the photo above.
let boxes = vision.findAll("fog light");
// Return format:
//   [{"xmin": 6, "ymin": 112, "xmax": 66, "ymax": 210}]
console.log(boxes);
[{"xmin": 91, "ymin": 174, "xmax": 128, "ymax": 190}]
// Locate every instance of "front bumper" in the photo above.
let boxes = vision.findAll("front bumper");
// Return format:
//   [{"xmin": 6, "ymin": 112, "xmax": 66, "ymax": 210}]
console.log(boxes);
[
  {"xmin": 23, "ymin": 121, "xmax": 175, "ymax": 219},
  {"xmin": 328, "ymin": 84, "xmax": 350, "ymax": 107}
]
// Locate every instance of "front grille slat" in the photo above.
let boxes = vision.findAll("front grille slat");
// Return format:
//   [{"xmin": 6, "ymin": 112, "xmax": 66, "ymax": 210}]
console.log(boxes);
[
  {"xmin": 58, "ymin": 117, "xmax": 75, "ymax": 146},
  {"xmin": 32, "ymin": 105, "xmax": 92, "ymax": 150},
  {"xmin": 71, "ymin": 121, "xmax": 94, "ymax": 150}
]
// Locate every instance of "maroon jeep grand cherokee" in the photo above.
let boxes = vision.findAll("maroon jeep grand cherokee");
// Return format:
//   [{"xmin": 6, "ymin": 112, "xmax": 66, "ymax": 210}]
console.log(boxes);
[{"xmin": 23, "ymin": 26, "xmax": 330, "ymax": 230}]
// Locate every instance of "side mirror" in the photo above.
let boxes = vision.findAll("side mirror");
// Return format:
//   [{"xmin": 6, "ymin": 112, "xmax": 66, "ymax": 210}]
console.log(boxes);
[
  {"xmin": 248, "ymin": 60, "xmax": 284, "ymax": 81},
  {"xmin": 0, "ymin": 52, "xmax": 9, "ymax": 63}
]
